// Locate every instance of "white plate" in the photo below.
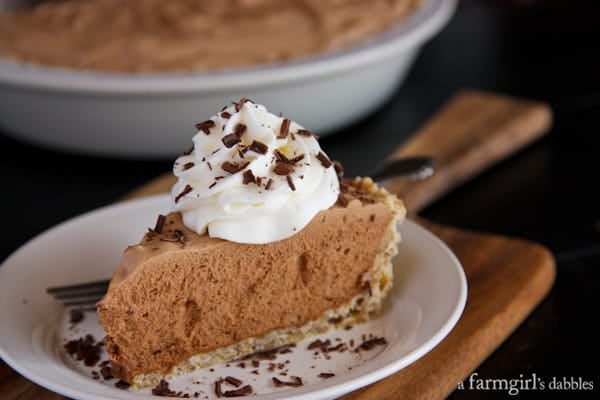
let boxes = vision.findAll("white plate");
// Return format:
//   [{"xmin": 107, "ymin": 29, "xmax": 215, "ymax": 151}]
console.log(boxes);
[{"xmin": 0, "ymin": 194, "xmax": 466, "ymax": 400}]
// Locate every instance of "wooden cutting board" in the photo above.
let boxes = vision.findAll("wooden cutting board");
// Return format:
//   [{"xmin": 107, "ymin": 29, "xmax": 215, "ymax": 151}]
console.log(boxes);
[{"xmin": 0, "ymin": 90, "xmax": 556, "ymax": 400}]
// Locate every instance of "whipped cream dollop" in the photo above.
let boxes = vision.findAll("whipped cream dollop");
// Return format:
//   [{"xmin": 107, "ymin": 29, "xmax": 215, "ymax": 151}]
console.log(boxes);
[{"xmin": 170, "ymin": 99, "xmax": 340, "ymax": 244}]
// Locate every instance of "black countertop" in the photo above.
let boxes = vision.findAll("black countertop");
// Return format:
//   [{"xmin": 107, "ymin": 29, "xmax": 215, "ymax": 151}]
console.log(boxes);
[{"xmin": 1, "ymin": 0, "xmax": 599, "ymax": 398}]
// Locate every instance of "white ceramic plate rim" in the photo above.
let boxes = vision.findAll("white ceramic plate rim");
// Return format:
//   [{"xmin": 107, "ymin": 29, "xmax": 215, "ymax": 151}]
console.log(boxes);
[
  {"xmin": 0, "ymin": 194, "xmax": 467, "ymax": 400},
  {"xmin": 0, "ymin": 0, "xmax": 456, "ymax": 93}
]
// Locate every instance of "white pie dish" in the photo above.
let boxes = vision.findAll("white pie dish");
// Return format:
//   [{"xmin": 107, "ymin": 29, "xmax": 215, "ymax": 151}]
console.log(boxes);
[{"xmin": 0, "ymin": 0, "xmax": 456, "ymax": 158}]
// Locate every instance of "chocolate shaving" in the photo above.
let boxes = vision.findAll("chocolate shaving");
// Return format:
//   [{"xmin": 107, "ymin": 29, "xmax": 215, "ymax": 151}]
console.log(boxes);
[
  {"xmin": 273, "ymin": 162, "xmax": 294, "ymax": 176},
  {"xmin": 181, "ymin": 146, "xmax": 194, "ymax": 156},
  {"xmin": 222, "ymin": 161, "xmax": 249, "ymax": 174},
  {"xmin": 225, "ymin": 376, "xmax": 242, "ymax": 387},
  {"xmin": 233, "ymin": 123, "xmax": 247, "ymax": 138},
  {"xmin": 216, "ymin": 378, "xmax": 252, "ymax": 398},
  {"xmin": 222, "ymin": 133, "xmax": 241, "ymax": 148},
  {"xmin": 248, "ymin": 140, "xmax": 268, "ymax": 155},
  {"xmin": 333, "ymin": 160, "xmax": 344, "ymax": 177},
  {"xmin": 115, "ymin": 380, "xmax": 130, "ymax": 390},
  {"xmin": 207, "ymin": 161, "xmax": 213, "ymax": 170},
  {"xmin": 272, "ymin": 376, "xmax": 303, "ymax": 387},
  {"xmin": 69, "ymin": 309, "xmax": 84, "ymax": 324},
  {"xmin": 356, "ymin": 337, "xmax": 387, "ymax": 351},
  {"xmin": 215, "ymin": 379, "xmax": 223, "ymax": 398},
  {"xmin": 265, "ymin": 178, "xmax": 274, "ymax": 190},
  {"xmin": 151, "ymin": 379, "xmax": 184, "ymax": 397},
  {"xmin": 160, "ymin": 229, "xmax": 186, "ymax": 245},
  {"xmin": 307, "ymin": 339, "xmax": 331, "ymax": 351},
  {"xmin": 316, "ymin": 151, "xmax": 332, "ymax": 168},
  {"xmin": 182, "ymin": 162, "xmax": 195, "ymax": 171},
  {"xmin": 296, "ymin": 129, "xmax": 315, "ymax": 138},
  {"xmin": 278, "ymin": 118, "xmax": 291, "ymax": 138},
  {"xmin": 175, "ymin": 184, "xmax": 192, "ymax": 203},
  {"xmin": 242, "ymin": 169, "xmax": 256, "ymax": 185},
  {"xmin": 100, "ymin": 366, "xmax": 114, "ymax": 380},
  {"xmin": 234, "ymin": 97, "xmax": 248, "ymax": 112},
  {"xmin": 289, "ymin": 154, "xmax": 305, "ymax": 164},
  {"xmin": 223, "ymin": 385, "xmax": 253, "ymax": 397},
  {"xmin": 209, "ymin": 182, "xmax": 217, "ymax": 189},
  {"xmin": 64, "ymin": 334, "xmax": 102, "ymax": 367},
  {"xmin": 221, "ymin": 111, "xmax": 232, "ymax": 119},
  {"xmin": 274, "ymin": 149, "xmax": 290, "ymax": 163},
  {"xmin": 152, "ymin": 379, "xmax": 175, "ymax": 397},
  {"xmin": 286, "ymin": 175, "xmax": 296, "ymax": 191},
  {"xmin": 274, "ymin": 149, "xmax": 304, "ymax": 165},
  {"xmin": 195, "ymin": 120, "xmax": 215, "ymax": 134},
  {"xmin": 326, "ymin": 343, "xmax": 347, "ymax": 352},
  {"xmin": 154, "ymin": 214, "xmax": 166, "ymax": 233},
  {"xmin": 318, "ymin": 372, "xmax": 335, "ymax": 379}
]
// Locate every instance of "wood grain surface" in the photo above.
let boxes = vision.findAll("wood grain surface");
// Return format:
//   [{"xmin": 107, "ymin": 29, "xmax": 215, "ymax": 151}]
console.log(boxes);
[{"xmin": 0, "ymin": 90, "xmax": 556, "ymax": 399}]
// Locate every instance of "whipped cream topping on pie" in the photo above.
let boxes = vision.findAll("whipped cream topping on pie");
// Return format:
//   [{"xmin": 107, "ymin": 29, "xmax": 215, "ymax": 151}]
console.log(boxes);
[{"xmin": 171, "ymin": 99, "xmax": 339, "ymax": 244}]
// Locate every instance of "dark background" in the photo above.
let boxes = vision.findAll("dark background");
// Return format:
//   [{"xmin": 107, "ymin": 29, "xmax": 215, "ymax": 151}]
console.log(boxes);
[{"xmin": 1, "ymin": 0, "xmax": 599, "ymax": 398}]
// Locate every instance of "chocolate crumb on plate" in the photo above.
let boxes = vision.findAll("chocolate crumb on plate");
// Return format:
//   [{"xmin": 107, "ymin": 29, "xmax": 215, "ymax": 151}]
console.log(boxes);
[
  {"xmin": 223, "ymin": 385, "xmax": 253, "ymax": 397},
  {"xmin": 356, "ymin": 336, "xmax": 388, "ymax": 351},
  {"xmin": 318, "ymin": 372, "xmax": 335, "ymax": 379},
  {"xmin": 100, "ymin": 365, "xmax": 114, "ymax": 380},
  {"xmin": 182, "ymin": 162, "xmax": 195, "ymax": 171},
  {"xmin": 69, "ymin": 309, "xmax": 84, "ymax": 324},
  {"xmin": 151, "ymin": 379, "xmax": 179, "ymax": 397},
  {"xmin": 272, "ymin": 376, "xmax": 303, "ymax": 387},
  {"xmin": 307, "ymin": 338, "xmax": 331, "ymax": 351},
  {"xmin": 115, "ymin": 380, "xmax": 130, "ymax": 390},
  {"xmin": 64, "ymin": 334, "xmax": 102, "ymax": 367},
  {"xmin": 224, "ymin": 376, "xmax": 242, "ymax": 387}
]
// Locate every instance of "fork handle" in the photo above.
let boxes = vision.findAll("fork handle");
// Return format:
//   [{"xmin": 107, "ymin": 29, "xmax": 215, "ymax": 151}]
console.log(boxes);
[{"xmin": 383, "ymin": 90, "xmax": 552, "ymax": 214}]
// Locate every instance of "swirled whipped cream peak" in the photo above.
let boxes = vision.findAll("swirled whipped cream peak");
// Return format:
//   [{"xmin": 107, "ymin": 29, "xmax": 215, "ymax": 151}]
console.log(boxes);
[{"xmin": 170, "ymin": 99, "xmax": 340, "ymax": 244}]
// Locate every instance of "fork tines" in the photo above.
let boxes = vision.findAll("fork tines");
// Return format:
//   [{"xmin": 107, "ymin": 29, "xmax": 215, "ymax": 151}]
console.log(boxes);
[{"xmin": 46, "ymin": 279, "xmax": 110, "ymax": 307}]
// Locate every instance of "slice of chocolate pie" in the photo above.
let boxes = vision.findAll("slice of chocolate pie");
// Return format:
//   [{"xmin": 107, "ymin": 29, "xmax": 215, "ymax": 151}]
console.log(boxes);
[{"xmin": 97, "ymin": 100, "xmax": 405, "ymax": 388}]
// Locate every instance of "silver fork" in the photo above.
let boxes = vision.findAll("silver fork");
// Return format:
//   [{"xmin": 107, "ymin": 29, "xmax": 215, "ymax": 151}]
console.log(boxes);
[
  {"xmin": 45, "ymin": 156, "xmax": 435, "ymax": 307},
  {"xmin": 46, "ymin": 279, "xmax": 110, "ymax": 307}
]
